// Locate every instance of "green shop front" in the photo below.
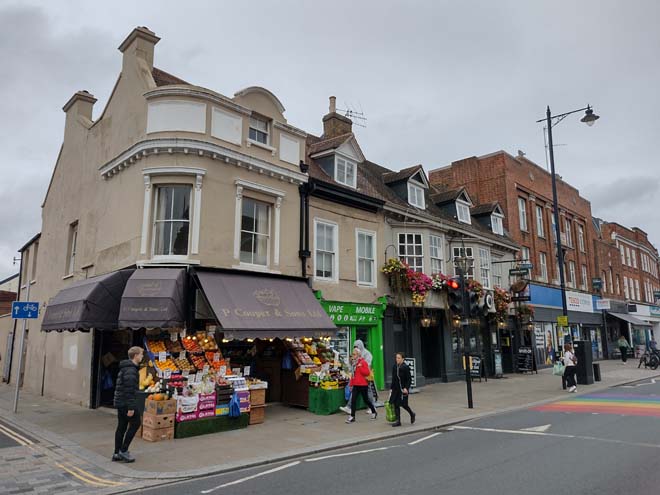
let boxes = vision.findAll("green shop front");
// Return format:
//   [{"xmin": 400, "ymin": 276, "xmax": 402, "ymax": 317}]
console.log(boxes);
[{"xmin": 317, "ymin": 294, "xmax": 387, "ymax": 391}]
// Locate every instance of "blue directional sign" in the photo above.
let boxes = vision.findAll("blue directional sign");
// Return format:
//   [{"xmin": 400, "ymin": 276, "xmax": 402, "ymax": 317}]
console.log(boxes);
[{"xmin": 11, "ymin": 301, "xmax": 39, "ymax": 319}]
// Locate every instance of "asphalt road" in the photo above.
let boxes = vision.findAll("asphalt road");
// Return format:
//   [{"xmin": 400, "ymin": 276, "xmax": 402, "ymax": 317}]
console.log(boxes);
[{"xmin": 125, "ymin": 378, "xmax": 660, "ymax": 495}]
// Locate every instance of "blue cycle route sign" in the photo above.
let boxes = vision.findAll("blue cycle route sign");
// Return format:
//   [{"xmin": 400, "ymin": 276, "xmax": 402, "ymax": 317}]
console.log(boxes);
[{"xmin": 12, "ymin": 301, "xmax": 39, "ymax": 319}]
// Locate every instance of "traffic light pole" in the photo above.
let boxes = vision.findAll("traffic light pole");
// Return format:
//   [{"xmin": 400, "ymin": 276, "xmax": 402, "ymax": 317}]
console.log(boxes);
[{"xmin": 460, "ymin": 268, "xmax": 474, "ymax": 409}]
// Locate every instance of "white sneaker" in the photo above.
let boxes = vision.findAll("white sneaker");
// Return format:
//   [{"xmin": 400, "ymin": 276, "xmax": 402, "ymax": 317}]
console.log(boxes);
[
  {"xmin": 364, "ymin": 409, "xmax": 372, "ymax": 415},
  {"xmin": 345, "ymin": 416, "xmax": 355, "ymax": 424},
  {"xmin": 568, "ymin": 386, "xmax": 577, "ymax": 393},
  {"xmin": 339, "ymin": 406, "xmax": 351, "ymax": 414}
]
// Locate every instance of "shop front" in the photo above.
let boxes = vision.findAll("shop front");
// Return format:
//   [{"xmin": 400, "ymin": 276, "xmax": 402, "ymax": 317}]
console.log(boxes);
[{"xmin": 316, "ymin": 295, "xmax": 387, "ymax": 391}]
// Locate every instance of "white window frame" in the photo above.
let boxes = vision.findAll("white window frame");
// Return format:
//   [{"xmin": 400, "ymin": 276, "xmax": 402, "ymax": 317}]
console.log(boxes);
[
  {"xmin": 564, "ymin": 219, "xmax": 573, "ymax": 247},
  {"xmin": 314, "ymin": 219, "xmax": 339, "ymax": 282},
  {"xmin": 539, "ymin": 252, "xmax": 548, "ymax": 282},
  {"xmin": 521, "ymin": 246, "xmax": 530, "ymax": 264},
  {"xmin": 626, "ymin": 247, "xmax": 632, "ymax": 266},
  {"xmin": 334, "ymin": 155, "xmax": 357, "ymax": 189},
  {"xmin": 568, "ymin": 261, "xmax": 576, "ymax": 288},
  {"xmin": 356, "ymin": 229, "xmax": 376, "ymax": 287},
  {"xmin": 518, "ymin": 198, "xmax": 528, "ymax": 231},
  {"xmin": 632, "ymin": 249, "xmax": 637, "ymax": 269},
  {"xmin": 452, "ymin": 246, "xmax": 474, "ymax": 279},
  {"xmin": 67, "ymin": 222, "xmax": 78, "ymax": 276},
  {"xmin": 239, "ymin": 197, "xmax": 272, "ymax": 267},
  {"xmin": 491, "ymin": 213, "xmax": 503, "ymax": 235},
  {"xmin": 408, "ymin": 182, "xmax": 426, "ymax": 209},
  {"xmin": 399, "ymin": 233, "xmax": 424, "ymax": 273},
  {"xmin": 536, "ymin": 206, "xmax": 544, "ymax": 237},
  {"xmin": 429, "ymin": 234, "xmax": 444, "ymax": 274},
  {"xmin": 616, "ymin": 275, "xmax": 621, "ymax": 295},
  {"xmin": 456, "ymin": 200, "xmax": 471, "ymax": 224},
  {"xmin": 581, "ymin": 264, "xmax": 588, "ymax": 289},
  {"xmin": 578, "ymin": 225, "xmax": 585, "ymax": 252},
  {"xmin": 601, "ymin": 271, "xmax": 608, "ymax": 293},
  {"xmin": 151, "ymin": 185, "xmax": 193, "ymax": 259},
  {"xmin": 248, "ymin": 115, "xmax": 270, "ymax": 145},
  {"xmin": 608, "ymin": 269, "xmax": 613, "ymax": 295},
  {"xmin": 479, "ymin": 248, "xmax": 491, "ymax": 289},
  {"xmin": 492, "ymin": 260, "xmax": 503, "ymax": 288},
  {"xmin": 635, "ymin": 279, "xmax": 641, "ymax": 301},
  {"xmin": 620, "ymin": 244, "xmax": 625, "ymax": 265},
  {"xmin": 623, "ymin": 276, "xmax": 629, "ymax": 299}
]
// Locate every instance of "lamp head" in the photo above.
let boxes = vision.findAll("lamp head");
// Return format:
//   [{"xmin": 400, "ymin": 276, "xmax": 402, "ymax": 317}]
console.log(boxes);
[{"xmin": 580, "ymin": 106, "xmax": 599, "ymax": 127}]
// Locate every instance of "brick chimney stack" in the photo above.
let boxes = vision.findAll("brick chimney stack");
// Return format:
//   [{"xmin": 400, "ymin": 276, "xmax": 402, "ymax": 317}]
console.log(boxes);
[{"xmin": 322, "ymin": 96, "xmax": 352, "ymax": 139}]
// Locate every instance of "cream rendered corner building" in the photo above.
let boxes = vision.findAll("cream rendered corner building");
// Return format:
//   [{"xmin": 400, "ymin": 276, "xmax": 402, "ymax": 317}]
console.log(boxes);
[{"xmin": 20, "ymin": 27, "xmax": 310, "ymax": 406}]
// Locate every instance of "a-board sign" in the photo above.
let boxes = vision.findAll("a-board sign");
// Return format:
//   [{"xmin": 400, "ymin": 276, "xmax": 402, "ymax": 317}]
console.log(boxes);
[
  {"xmin": 470, "ymin": 355, "xmax": 482, "ymax": 378},
  {"xmin": 403, "ymin": 357, "xmax": 416, "ymax": 389},
  {"xmin": 517, "ymin": 346, "xmax": 534, "ymax": 373},
  {"xmin": 493, "ymin": 350, "xmax": 503, "ymax": 377}
]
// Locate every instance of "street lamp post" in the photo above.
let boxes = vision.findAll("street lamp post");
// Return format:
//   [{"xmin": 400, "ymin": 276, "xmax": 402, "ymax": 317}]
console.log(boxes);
[
  {"xmin": 537, "ymin": 105, "xmax": 599, "ymax": 339},
  {"xmin": 454, "ymin": 253, "xmax": 475, "ymax": 409}
]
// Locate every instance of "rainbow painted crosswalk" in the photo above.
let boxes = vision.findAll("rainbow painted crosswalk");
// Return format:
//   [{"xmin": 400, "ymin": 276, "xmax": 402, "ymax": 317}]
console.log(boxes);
[{"xmin": 533, "ymin": 393, "xmax": 660, "ymax": 417}]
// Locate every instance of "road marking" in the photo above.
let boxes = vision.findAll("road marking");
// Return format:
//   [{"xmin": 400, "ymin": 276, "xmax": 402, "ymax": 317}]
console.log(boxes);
[
  {"xmin": 64, "ymin": 464, "xmax": 124, "ymax": 486},
  {"xmin": 200, "ymin": 461, "xmax": 300, "ymax": 493},
  {"xmin": 305, "ymin": 446, "xmax": 392, "ymax": 463},
  {"xmin": 521, "ymin": 424, "xmax": 552, "ymax": 433},
  {"xmin": 408, "ymin": 432, "xmax": 442, "ymax": 445},
  {"xmin": 0, "ymin": 422, "xmax": 33, "ymax": 446},
  {"xmin": 55, "ymin": 463, "xmax": 119, "ymax": 487}
]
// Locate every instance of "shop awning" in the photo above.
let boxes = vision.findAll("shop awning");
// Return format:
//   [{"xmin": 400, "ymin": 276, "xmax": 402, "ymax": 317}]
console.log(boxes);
[
  {"xmin": 42, "ymin": 269, "xmax": 134, "ymax": 332},
  {"xmin": 196, "ymin": 271, "xmax": 337, "ymax": 339},
  {"xmin": 119, "ymin": 268, "xmax": 186, "ymax": 329},
  {"xmin": 608, "ymin": 312, "xmax": 652, "ymax": 328}
]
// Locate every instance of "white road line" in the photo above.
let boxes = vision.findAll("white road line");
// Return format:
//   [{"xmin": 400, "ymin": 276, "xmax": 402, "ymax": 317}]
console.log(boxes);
[
  {"xmin": 521, "ymin": 424, "xmax": 552, "ymax": 433},
  {"xmin": 200, "ymin": 461, "xmax": 300, "ymax": 494},
  {"xmin": 408, "ymin": 432, "xmax": 441, "ymax": 445},
  {"xmin": 305, "ymin": 446, "xmax": 392, "ymax": 463}
]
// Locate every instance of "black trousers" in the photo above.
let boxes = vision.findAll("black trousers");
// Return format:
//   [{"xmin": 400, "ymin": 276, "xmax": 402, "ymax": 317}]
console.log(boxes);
[
  {"xmin": 391, "ymin": 392, "xmax": 414, "ymax": 422},
  {"xmin": 350, "ymin": 385, "xmax": 376, "ymax": 417},
  {"xmin": 115, "ymin": 408, "xmax": 141, "ymax": 454},
  {"xmin": 564, "ymin": 366, "xmax": 577, "ymax": 388},
  {"xmin": 620, "ymin": 346, "xmax": 628, "ymax": 362}
]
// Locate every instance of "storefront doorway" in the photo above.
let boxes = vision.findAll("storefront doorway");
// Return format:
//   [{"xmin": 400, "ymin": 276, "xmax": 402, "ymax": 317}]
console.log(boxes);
[{"xmin": 420, "ymin": 322, "xmax": 442, "ymax": 381}]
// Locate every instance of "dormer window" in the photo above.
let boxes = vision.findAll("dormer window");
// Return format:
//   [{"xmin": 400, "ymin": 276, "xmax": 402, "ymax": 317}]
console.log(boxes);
[
  {"xmin": 249, "ymin": 116, "xmax": 269, "ymax": 145},
  {"xmin": 456, "ymin": 199, "xmax": 471, "ymax": 224},
  {"xmin": 408, "ymin": 183, "xmax": 425, "ymax": 209},
  {"xmin": 491, "ymin": 213, "xmax": 504, "ymax": 235},
  {"xmin": 335, "ymin": 156, "xmax": 356, "ymax": 188}
]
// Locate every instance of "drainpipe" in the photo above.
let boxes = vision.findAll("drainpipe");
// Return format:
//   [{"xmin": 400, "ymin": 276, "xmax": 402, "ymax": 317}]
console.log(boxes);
[{"xmin": 298, "ymin": 161, "xmax": 311, "ymax": 281}]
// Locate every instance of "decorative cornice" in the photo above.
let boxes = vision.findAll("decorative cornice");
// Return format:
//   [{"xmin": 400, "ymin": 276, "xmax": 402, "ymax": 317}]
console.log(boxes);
[
  {"xmin": 235, "ymin": 179, "xmax": 286, "ymax": 198},
  {"xmin": 144, "ymin": 87, "xmax": 252, "ymax": 116},
  {"xmin": 99, "ymin": 138, "xmax": 308, "ymax": 185},
  {"xmin": 273, "ymin": 121, "xmax": 307, "ymax": 139}
]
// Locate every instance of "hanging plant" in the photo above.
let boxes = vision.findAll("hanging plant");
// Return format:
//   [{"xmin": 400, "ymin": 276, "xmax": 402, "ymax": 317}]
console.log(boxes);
[
  {"xmin": 406, "ymin": 269, "xmax": 433, "ymax": 306},
  {"xmin": 431, "ymin": 273, "xmax": 451, "ymax": 291},
  {"xmin": 466, "ymin": 278, "xmax": 484, "ymax": 298},
  {"xmin": 516, "ymin": 304, "xmax": 535, "ymax": 319},
  {"xmin": 493, "ymin": 287, "xmax": 512, "ymax": 320},
  {"xmin": 382, "ymin": 258, "xmax": 409, "ymax": 293}
]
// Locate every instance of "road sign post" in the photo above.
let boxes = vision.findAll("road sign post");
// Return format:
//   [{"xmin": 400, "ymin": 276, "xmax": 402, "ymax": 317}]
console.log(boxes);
[{"xmin": 11, "ymin": 298, "xmax": 39, "ymax": 414}]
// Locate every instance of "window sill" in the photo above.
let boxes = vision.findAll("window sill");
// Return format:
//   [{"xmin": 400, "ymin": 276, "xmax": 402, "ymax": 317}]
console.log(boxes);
[
  {"xmin": 357, "ymin": 282, "xmax": 377, "ymax": 289},
  {"xmin": 62, "ymin": 274, "xmax": 74, "ymax": 281},
  {"xmin": 81, "ymin": 262, "xmax": 94, "ymax": 270},
  {"xmin": 314, "ymin": 276, "xmax": 338, "ymax": 284},
  {"xmin": 139, "ymin": 257, "xmax": 201, "ymax": 266},
  {"xmin": 233, "ymin": 263, "xmax": 281, "ymax": 275},
  {"xmin": 29, "ymin": 280, "xmax": 37, "ymax": 285},
  {"xmin": 246, "ymin": 139, "xmax": 277, "ymax": 156}
]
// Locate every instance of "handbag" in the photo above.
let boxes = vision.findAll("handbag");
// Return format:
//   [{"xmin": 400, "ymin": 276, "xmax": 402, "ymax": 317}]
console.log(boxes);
[
  {"xmin": 385, "ymin": 400, "xmax": 397, "ymax": 422},
  {"xmin": 552, "ymin": 362, "xmax": 566, "ymax": 376}
]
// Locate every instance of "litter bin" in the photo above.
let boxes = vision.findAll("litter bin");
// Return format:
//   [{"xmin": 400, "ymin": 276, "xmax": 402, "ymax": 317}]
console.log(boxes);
[
  {"xmin": 593, "ymin": 363, "xmax": 601, "ymax": 382},
  {"xmin": 573, "ymin": 341, "xmax": 594, "ymax": 385}
]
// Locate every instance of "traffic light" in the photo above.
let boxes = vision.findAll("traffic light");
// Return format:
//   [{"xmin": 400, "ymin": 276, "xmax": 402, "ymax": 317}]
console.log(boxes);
[
  {"xmin": 468, "ymin": 290, "xmax": 479, "ymax": 317},
  {"xmin": 447, "ymin": 278, "xmax": 463, "ymax": 317}
]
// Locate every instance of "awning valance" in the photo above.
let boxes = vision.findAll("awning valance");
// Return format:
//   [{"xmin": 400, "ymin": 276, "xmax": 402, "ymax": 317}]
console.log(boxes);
[
  {"xmin": 608, "ymin": 312, "xmax": 652, "ymax": 328},
  {"xmin": 119, "ymin": 268, "xmax": 186, "ymax": 329},
  {"xmin": 41, "ymin": 269, "xmax": 134, "ymax": 332},
  {"xmin": 196, "ymin": 271, "xmax": 337, "ymax": 339}
]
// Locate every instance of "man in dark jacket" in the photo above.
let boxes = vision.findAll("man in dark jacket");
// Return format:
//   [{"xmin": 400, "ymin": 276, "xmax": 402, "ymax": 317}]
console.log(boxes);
[
  {"xmin": 390, "ymin": 352, "xmax": 416, "ymax": 427},
  {"xmin": 113, "ymin": 346, "xmax": 143, "ymax": 462}
]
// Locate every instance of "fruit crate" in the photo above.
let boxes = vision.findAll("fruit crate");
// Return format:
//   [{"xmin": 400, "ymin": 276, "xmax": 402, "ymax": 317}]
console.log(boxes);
[
  {"xmin": 249, "ymin": 405, "xmax": 265, "ymax": 425},
  {"xmin": 249, "ymin": 388, "xmax": 266, "ymax": 406}
]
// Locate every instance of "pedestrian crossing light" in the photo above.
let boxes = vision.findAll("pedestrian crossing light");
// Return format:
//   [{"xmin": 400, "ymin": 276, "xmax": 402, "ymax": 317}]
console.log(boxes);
[
  {"xmin": 447, "ymin": 278, "xmax": 463, "ymax": 317},
  {"xmin": 468, "ymin": 291, "xmax": 479, "ymax": 317}
]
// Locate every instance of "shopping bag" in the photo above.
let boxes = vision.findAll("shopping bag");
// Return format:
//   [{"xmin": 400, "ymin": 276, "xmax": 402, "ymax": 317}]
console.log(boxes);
[
  {"xmin": 385, "ymin": 401, "xmax": 397, "ymax": 422},
  {"xmin": 229, "ymin": 393, "xmax": 241, "ymax": 418},
  {"xmin": 344, "ymin": 385, "xmax": 352, "ymax": 402},
  {"xmin": 552, "ymin": 362, "xmax": 566, "ymax": 376}
]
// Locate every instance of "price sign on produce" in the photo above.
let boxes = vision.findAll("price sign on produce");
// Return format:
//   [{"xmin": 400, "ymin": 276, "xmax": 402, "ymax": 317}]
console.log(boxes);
[
  {"xmin": 157, "ymin": 369, "xmax": 163, "ymax": 378},
  {"xmin": 180, "ymin": 350, "xmax": 186, "ymax": 358},
  {"xmin": 182, "ymin": 370, "xmax": 190, "ymax": 378},
  {"xmin": 170, "ymin": 332, "xmax": 178, "ymax": 341},
  {"xmin": 203, "ymin": 365, "xmax": 210, "ymax": 374},
  {"xmin": 195, "ymin": 372, "xmax": 203, "ymax": 383},
  {"xmin": 164, "ymin": 370, "xmax": 172, "ymax": 379},
  {"xmin": 219, "ymin": 366, "xmax": 227, "ymax": 377},
  {"xmin": 244, "ymin": 366, "xmax": 251, "ymax": 377},
  {"xmin": 213, "ymin": 353, "xmax": 220, "ymax": 362},
  {"xmin": 158, "ymin": 351, "xmax": 166, "ymax": 362}
]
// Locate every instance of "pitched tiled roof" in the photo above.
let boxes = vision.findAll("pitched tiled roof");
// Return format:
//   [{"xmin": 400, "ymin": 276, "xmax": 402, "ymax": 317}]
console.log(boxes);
[
  {"xmin": 471, "ymin": 202, "xmax": 500, "ymax": 216},
  {"xmin": 382, "ymin": 165, "xmax": 423, "ymax": 185},
  {"xmin": 308, "ymin": 133, "xmax": 353, "ymax": 155},
  {"xmin": 429, "ymin": 188, "xmax": 463, "ymax": 205},
  {"xmin": 152, "ymin": 67, "xmax": 189, "ymax": 87}
]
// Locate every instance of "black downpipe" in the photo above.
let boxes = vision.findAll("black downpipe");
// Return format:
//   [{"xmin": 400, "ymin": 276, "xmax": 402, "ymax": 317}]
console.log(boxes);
[{"xmin": 298, "ymin": 161, "xmax": 312, "ymax": 282}]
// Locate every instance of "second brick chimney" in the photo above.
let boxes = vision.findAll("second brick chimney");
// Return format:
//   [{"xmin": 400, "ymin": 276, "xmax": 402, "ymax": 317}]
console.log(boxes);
[{"xmin": 322, "ymin": 96, "xmax": 352, "ymax": 139}]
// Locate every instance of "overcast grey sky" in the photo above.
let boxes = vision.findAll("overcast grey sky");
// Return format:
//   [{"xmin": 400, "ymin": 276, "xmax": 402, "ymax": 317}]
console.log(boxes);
[{"xmin": 1, "ymin": 0, "xmax": 659, "ymax": 280}]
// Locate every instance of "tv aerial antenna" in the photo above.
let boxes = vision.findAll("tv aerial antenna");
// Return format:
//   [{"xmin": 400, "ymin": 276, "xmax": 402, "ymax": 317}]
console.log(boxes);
[{"xmin": 336, "ymin": 101, "xmax": 367, "ymax": 128}]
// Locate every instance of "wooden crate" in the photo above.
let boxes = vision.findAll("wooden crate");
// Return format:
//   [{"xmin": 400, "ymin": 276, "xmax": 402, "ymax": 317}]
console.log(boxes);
[
  {"xmin": 142, "ymin": 413, "xmax": 174, "ymax": 429},
  {"xmin": 249, "ymin": 389, "xmax": 266, "ymax": 406},
  {"xmin": 142, "ymin": 426, "xmax": 174, "ymax": 442},
  {"xmin": 249, "ymin": 405, "xmax": 265, "ymax": 425}
]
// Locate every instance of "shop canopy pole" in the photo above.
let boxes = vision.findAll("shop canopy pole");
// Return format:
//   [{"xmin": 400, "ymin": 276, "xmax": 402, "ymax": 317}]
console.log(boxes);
[{"xmin": 13, "ymin": 279, "xmax": 30, "ymax": 414}]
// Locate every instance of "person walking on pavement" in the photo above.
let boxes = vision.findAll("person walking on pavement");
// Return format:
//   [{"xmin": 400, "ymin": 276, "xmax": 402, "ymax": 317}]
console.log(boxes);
[
  {"xmin": 345, "ymin": 347, "xmax": 377, "ymax": 424},
  {"xmin": 340, "ymin": 339, "xmax": 378, "ymax": 414},
  {"xmin": 113, "ymin": 346, "xmax": 143, "ymax": 462},
  {"xmin": 618, "ymin": 335, "xmax": 631, "ymax": 364},
  {"xmin": 563, "ymin": 343, "xmax": 578, "ymax": 393},
  {"xmin": 390, "ymin": 352, "xmax": 416, "ymax": 427}
]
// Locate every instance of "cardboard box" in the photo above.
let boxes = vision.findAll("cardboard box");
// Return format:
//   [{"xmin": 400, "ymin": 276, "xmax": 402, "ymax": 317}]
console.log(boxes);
[
  {"xmin": 145, "ymin": 398, "xmax": 177, "ymax": 416},
  {"xmin": 142, "ymin": 426, "xmax": 174, "ymax": 442},
  {"xmin": 249, "ymin": 405, "xmax": 265, "ymax": 425},
  {"xmin": 142, "ymin": 413, "xmax": 174, "ymax": 430}
]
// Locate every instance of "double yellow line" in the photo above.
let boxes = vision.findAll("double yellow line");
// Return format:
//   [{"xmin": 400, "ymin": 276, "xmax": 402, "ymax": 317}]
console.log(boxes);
[
  {"xmin": 0, "ymin": 421, "xmax": 34, "ymax": 446},
  {"xmin": 55, "ymin": 462, "xmax": 125, "ymax": 488}
]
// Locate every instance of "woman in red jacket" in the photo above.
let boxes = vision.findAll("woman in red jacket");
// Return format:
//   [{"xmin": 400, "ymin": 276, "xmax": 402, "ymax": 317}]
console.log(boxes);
[{"xmin": 346, "ymin": 348, "xmax": 378, "ymax": 423}]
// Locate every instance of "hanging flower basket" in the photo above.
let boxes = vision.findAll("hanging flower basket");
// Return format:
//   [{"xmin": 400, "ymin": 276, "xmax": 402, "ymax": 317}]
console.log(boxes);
[
  {"xmin": 516, "ymin": 304, "xmax": 535, "ymax": 323},
  {"xmin": 431, "ymin": 273, "xmax": 451, "ymax": 291},
  {"xmin": 466, "ymin": 279, "xmax": 484, "ymax": 299},
  {"xmin": 407, "ymin": 270, "xmax": 433, "ymax": 306},
  {"xmin": 494, "ymin": 287, "xmax": 512, "ymax": 320}
]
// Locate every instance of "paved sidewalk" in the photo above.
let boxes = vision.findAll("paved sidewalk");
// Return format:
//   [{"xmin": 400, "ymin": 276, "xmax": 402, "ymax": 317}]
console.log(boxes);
[{"xmin": 1, "ymin": 360, "xmax": 657, "ymax": 490}]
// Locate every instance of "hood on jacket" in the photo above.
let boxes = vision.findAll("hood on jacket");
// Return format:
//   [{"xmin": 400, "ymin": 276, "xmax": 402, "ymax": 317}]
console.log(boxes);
[
  {"xmin": 353, "ymin": 339, "xmax": 373, "ymax": 366},
  {"xmin": 119, "ymin": 359, "xmax": 137, "ymax": 369}
]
